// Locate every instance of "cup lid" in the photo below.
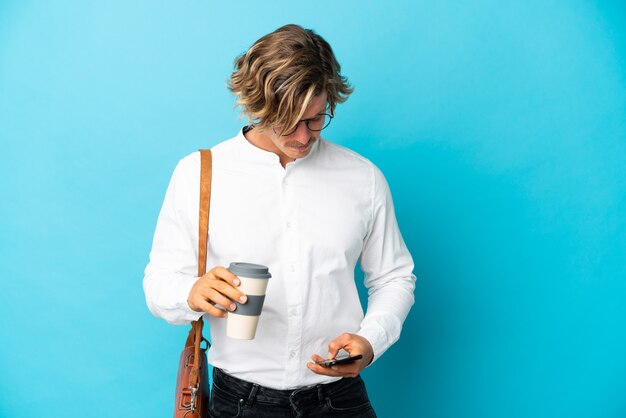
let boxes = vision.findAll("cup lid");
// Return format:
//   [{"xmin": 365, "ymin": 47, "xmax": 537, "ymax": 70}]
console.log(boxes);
[{"xmin": 228, "ymin": 262, "xmax": 272, "ymax": 279}]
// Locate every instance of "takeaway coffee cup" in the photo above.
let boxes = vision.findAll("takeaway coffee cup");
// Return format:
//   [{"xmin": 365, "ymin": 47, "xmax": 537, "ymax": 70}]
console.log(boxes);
[{"xmin": 226, "ymin": 262, "xmax": 272, "ymax": 339}]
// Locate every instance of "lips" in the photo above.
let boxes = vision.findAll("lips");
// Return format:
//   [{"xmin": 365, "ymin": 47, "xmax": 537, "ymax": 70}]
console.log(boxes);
[{"xmin": 288, "ymin": 142, "xmax": 311, "ymax": 151}]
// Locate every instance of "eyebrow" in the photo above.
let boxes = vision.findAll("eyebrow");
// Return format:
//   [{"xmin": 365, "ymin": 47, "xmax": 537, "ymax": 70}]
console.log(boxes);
[
  {"xmin": 301, "ymin": 107, "xmax": 328, "ymax": 121},
  {"xmin": 302, "ymin": 113, "xmax": 325, "ymax": 121}
]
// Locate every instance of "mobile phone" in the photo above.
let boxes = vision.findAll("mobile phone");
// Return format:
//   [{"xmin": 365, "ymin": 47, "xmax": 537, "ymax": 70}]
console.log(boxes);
[{"xmin": 315, "ymin": 354, "xmax": 363, "ymax": 367}]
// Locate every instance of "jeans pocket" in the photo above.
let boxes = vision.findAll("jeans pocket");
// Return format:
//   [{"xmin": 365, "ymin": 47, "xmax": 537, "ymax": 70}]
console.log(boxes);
[
  {"xmin": 209, "ymin": 383, "xmax": 244, "ymax": 418},
  {"xmin": 325, "ymin": 397, "xmax": 374, "ymax": 415}
]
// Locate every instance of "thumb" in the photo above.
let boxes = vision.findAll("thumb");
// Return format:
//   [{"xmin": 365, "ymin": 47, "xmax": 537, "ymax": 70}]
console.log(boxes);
[{"xmin": 327, "ymin": 333, "xmax": 351, "ymax": 359}]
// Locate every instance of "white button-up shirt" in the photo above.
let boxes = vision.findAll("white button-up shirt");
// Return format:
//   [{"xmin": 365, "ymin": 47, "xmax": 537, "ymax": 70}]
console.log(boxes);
[{"xmin": 143, "ymin": 127, "xmax": 416, "ymax": 389}]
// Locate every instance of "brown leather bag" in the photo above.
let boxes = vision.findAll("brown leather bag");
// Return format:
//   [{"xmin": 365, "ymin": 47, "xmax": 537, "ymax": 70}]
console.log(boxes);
[{"xmin": 174, "ymin": 149, "xmax": 213, "ymax": 418}]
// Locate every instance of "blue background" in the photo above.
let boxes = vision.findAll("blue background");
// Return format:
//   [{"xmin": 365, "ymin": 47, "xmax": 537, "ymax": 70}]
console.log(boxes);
[{"xmin": 1, "ymin": 1, "xmax": 625, "ymax": 417}]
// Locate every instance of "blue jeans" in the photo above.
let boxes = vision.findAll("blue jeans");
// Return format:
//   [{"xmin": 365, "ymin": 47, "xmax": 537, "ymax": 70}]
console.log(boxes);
[{"xmin": 208, "ymin": 367, "xmax": 377, "ymax": 417}]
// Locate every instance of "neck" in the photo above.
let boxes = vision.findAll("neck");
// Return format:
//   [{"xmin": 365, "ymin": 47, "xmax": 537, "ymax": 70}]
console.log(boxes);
[{"xmin": 244, "ymin": 127, "xmax": 294, "ymax": 168}]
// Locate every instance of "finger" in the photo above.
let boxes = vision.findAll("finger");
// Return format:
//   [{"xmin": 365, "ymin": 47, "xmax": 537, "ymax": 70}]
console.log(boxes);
[
  {"xmin": 212, "ymin": 280, "xmax": 247, "ymax": 304},
  {"xmin": 328, "ymin": 333, "xmax": 353, "ymax": 358},
  {"xmin": 195, "ymin": 298, "xmax": 228, "ymax": 318},
  {"xmin": 310, "ymin": 354, "xmax": 325, "ymax": 363},
  {"xmin": 213, "ymin": 266, "xmax": 240, "ymax": 286},
  {"xmin": 308, "ymin": 354, "xmax": 360, "ymax": 378},
  {"xmin": 204, "ymin": 288, "xmax": 238, "ymax": 312},
  {"xmin": 307, "ymin": 360, "xmax": 360, "ymax": 378},
  {"xmin": 329, "ymin": 363, "xmax": 361, "ymax": 378},
  {"xmin": 306, "ymin": 361, "xmax": 343, "ymax": 377}
]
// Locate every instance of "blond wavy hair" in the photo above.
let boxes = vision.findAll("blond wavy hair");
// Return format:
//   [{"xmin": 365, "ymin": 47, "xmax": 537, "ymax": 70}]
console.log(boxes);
[{"xmin": 228, "ymin": 24, "xmax": 353, "ymax": 135}]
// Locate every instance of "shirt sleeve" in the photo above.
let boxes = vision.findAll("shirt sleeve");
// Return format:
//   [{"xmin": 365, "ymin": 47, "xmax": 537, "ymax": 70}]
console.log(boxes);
[
  {"xmin": 143, "ymin": 153, "xmax": 205, "ymax": 325},
  {"xmin": 356, "ymin": 164, "xmax": 416, "ymax": 364}
]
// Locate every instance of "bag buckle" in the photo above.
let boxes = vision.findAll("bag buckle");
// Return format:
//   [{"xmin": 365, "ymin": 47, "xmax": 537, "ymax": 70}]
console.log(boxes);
[
  {"xmin": 181, "ymin": 383, "xmax": 199, "ymax": 412},
  {"xmin": 189, "ymin": 385, "xmax": 198, "ymax": 411}
]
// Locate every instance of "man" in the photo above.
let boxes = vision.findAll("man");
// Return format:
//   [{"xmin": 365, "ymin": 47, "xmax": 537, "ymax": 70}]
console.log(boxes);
[{"xmin": 144, "ymin": 24, "xmax": 416, "ymax": 417}]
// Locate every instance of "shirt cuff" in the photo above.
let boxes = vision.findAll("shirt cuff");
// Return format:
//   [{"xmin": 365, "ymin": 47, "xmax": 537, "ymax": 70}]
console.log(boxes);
[
  {"xmin": 154, "ymin": 274, "xmax": 206, "ymax": 325},
  {"xmin": 356, "ymin": 323, "xmax": 388, "ymax": 366},
  {"xmin": 177, "ymin": 275, "xmax": 206, "ymax": 322}
]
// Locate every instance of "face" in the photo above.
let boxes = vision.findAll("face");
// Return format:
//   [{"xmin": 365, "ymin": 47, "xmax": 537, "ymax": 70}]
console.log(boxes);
[{"xmin": 267, "ymin": 92, "xmax": 328, "ymax": 163}]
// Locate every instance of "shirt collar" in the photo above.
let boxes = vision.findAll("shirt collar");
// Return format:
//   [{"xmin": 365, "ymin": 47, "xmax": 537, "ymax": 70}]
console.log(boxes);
[
  {"xmin": 236, "ymin": 126, "xmax": 280, "ymax": 164},
  {"xmin": 236, "ymin": 126, "xmax": 321, "ymax": 166}
]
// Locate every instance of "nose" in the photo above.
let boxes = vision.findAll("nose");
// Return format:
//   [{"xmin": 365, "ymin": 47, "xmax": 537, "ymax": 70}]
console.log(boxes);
[{"xmin": 291, "ymin": 121, "xmax": 311, "ymax": 144}]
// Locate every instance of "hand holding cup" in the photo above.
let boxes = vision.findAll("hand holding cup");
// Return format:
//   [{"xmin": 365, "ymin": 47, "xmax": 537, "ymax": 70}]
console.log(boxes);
[{"xmin": 187, "ymin": 266, "xmax": 248, "ymax": 318}]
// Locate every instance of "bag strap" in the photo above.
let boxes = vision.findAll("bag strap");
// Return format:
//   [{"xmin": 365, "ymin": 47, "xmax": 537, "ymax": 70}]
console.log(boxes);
[
  {"xmin": 198, "ymin": 149, "xmax": 212, "ymax": 279},
  {"xmin": 187, "ymin": 149, "xmax": 212, "ymax": 388}
]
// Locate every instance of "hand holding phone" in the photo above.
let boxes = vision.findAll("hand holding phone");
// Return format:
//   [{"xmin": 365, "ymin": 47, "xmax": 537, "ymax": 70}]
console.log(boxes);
[
  {"xmin": 315, "ymin": 354, "xmax": 363, "ymax": 368},
  {"xmin": 307, "ymin": 334, "xmax": 373, "ymax": 377}
]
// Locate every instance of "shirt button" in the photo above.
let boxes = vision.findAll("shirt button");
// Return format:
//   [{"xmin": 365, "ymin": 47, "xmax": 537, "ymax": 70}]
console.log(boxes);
[
  {"xmin": 290, "ymin": 308, "xmax": 298, "ymax": 316},
  {"xmin": 286, "ymin": 221, "xmax": 292, "ymax": 228},
  {"xmin": 289, "ymin": 265, "xmax": 295, "ymax": 272},
  {"xmin": 289, "ymin": 351, "xmax": 296, "ymax": 358}
]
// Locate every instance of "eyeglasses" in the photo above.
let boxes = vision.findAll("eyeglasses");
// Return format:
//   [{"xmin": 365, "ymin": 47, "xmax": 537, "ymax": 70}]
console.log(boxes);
[{"xmin": 273, "ymin": 113, "xmax": 334, "ymax": 136}]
